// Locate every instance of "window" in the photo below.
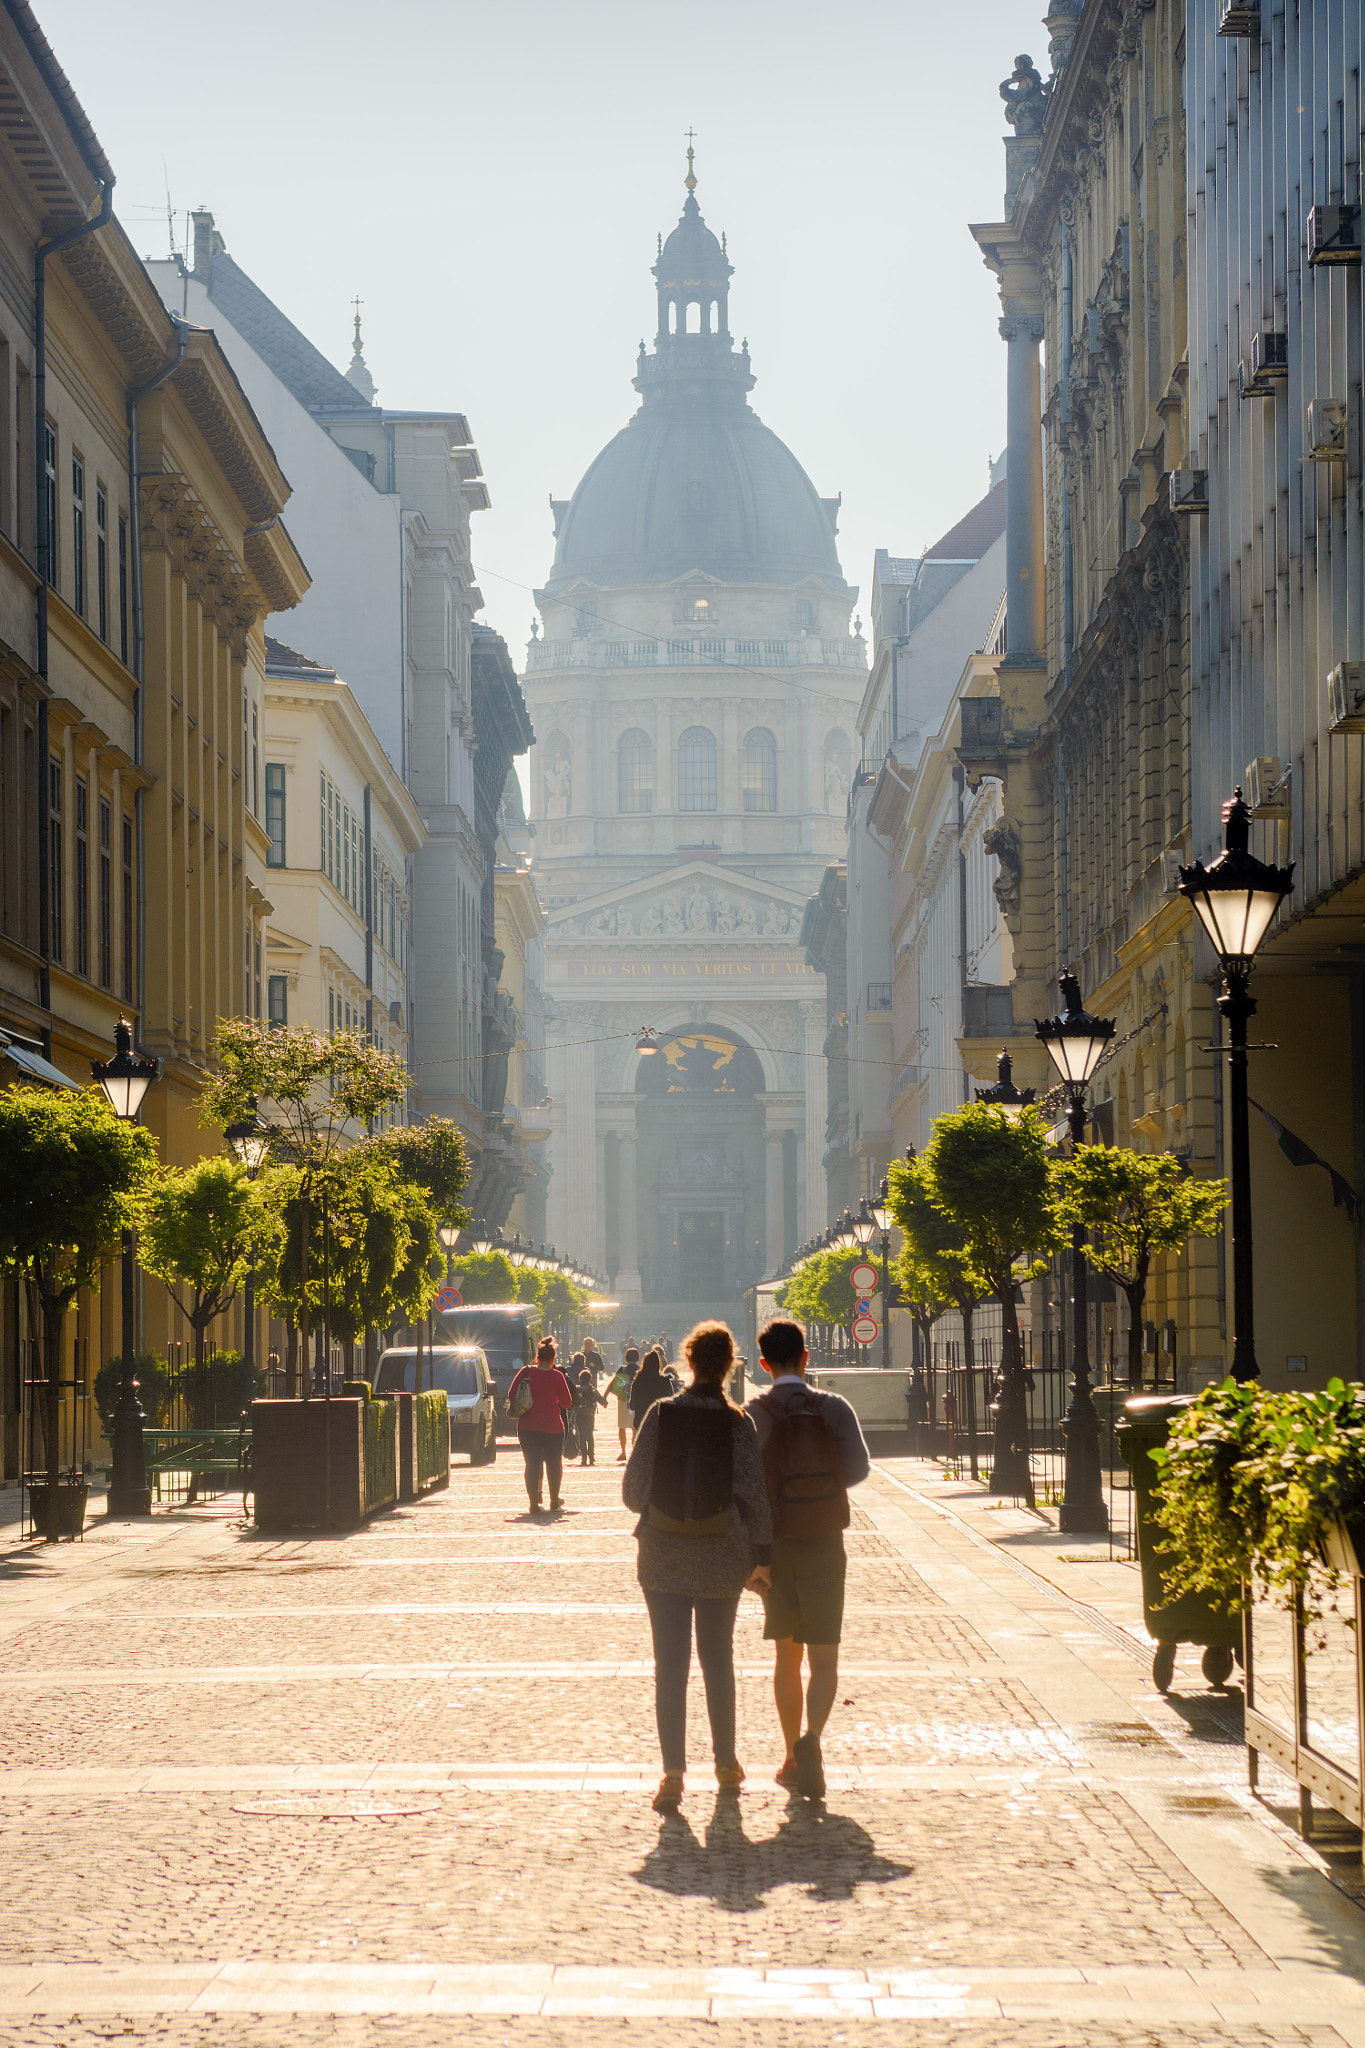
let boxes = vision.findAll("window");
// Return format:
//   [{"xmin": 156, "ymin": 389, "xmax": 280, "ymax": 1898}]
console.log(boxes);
[
  {"xmin": 264, "ymin": 764, "xmax": 286, "ymax": 867},
  {"xmin": 617, "ymin": 728, "xmax": 654, "ymax": 813},
  {"xmin": 73, "ymin": 776, "xmax": 88, "ymax": 975},
  {"xmin": 47, "ymin": 757, "xmax": 61, "ymax": 961},
  {"xmin": 677, "ymin": 726, "xmax": 717, "ymax": 812},
  {"xmin": 329, "ymin": 988, "xmax": 335, "ymax": 1034},
  {"xmin": 254, "ymin": 932, "xmax": 261, "ymax": 1018},
  {"xmin": 244, "ymin": 926, "xmax": 252, "ymax": 1017},
  {"xmin": 251, "ymin": 705, "xmax": 258, "ymax": 817},
  {"xmin": 685, "ymin": 596, "xmax": 711, "ymax": 625},
  {"xmin": 267, "ymin": 975, "xmax": 288, "ymax": 1027},
  {"xmin": 575, "ymin": 600, "xmax": 596, "ymax": 635},
  {"xmin": 742, "ymin": 727, "xmax": 777, "ymax": 813},
  {"xmin": 389, "ymin": 876, "xmax": 397, "ymax": 956},
  {"xmin": 792, "ymin": 598, "xmax": 815, "ymax": 633},
  {"xmin": 118, "ymin": 517, "xmax": 128, "ymax": 663},
  {"xmin": 121, "ymin": 812, "xmax": 133, "ymax": 999},
  {"xmin": 42, "ymin": 423, "xmax": 56, "ymax": 589},
  {"xmin": 95, "ymin": 485, "xmax": 107, "ymax": 641},
  {"xmin": 71, "ymin": 458, "xmax": 84, "ymax": 617},
  {"xmin": 98, "ymin": 798, "xmax": 111, "ymax": 988}
]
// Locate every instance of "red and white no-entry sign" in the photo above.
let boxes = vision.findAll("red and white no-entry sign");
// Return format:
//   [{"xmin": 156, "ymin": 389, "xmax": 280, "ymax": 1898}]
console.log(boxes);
[{"xmin": 850, "ymin": 1262, "xmax": 879, "ymax": 1295}]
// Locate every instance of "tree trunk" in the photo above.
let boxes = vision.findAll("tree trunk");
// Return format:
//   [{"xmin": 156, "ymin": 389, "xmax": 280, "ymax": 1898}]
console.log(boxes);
[
  {"xmin": 990, "ymin": 1281, "xmax": 1035, "ymax": 1506},
  {"xmin": 1125, "ymin": 1280, "xmax": 1146, "ymax": 1389},
  {"xmin": 298, "ymin": 1184, "xmax": 310, "ymax": 1401},
  {"xmin": 284, "ymin": 1319, "xmax": 298, "ymax": 1398}
]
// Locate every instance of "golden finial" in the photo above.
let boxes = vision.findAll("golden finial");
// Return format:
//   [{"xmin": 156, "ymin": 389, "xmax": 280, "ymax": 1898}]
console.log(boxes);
[{"xmin": 684, "ymin": 128, "xmax": 697, "ymax": 193}]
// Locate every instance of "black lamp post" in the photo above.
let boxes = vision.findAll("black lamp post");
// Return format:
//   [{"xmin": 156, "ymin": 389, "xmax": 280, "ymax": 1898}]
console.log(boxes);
[
  {"xmin": 1036, "ymin": 971, "xmax": 1116, "ymax": 1534},
  {"xmin": 853, "ymin": 1184, "xmax": 896, "ymax": 1370},
  {"xmin": 225, "ymin": 1097, "xmax": 269, "ymax": 1416},
  {"xmin": 92, "ymin": 1018, "xmax": 159, "ymax": 1518},
  {"xmin": 975, "ymin": 1049, "xmax": 1036, "ymax": 1118},
  {"xmin": 1179, "ymin": 788, "xmax": 1294, "ymax": 1382}
]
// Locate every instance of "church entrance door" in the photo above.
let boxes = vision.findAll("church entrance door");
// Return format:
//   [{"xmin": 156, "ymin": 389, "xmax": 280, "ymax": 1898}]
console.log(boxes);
[{"xmin": 678, "ymin": 1211, "xmax": 725, "ymax": 1300}]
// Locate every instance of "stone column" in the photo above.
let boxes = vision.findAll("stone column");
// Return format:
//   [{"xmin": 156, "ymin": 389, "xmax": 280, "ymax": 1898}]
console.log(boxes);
[
  {"xmin": 1000, "ymin": 313, "xmax": 1046, "ymax": 658},
  {"xmin": 565, "ymin": 1025, "xmax": 600, "ymax": 1268},
  {"xmin": 764, "ymin": 1119, "xmax": 785, "ymax": 1275},
  {"xmin": 616, "ymin": 1123, "xmax": 642, "ymax": 1303},
  {"xmin": 801, "ymin": 1002, "xmax": 827, "ymax": 1240}
]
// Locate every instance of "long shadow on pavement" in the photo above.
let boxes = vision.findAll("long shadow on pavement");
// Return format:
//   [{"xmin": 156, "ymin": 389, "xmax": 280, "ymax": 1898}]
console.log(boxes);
[{"xmin": 635, "ymin": 1794, "xmax": 913, "ymax": 1913}]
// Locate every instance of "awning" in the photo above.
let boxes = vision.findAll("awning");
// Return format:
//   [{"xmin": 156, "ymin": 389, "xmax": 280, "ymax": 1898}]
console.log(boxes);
[{"xmin": 1, "ymin": 1041, "xmax": 81, "ymax": 1090}]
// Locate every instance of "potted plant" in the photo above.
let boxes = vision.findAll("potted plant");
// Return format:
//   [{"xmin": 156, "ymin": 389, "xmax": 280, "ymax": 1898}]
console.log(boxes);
[{"xmin": 1153, "ymin": 1377, "xmax": 1365, "ymax": 1609}]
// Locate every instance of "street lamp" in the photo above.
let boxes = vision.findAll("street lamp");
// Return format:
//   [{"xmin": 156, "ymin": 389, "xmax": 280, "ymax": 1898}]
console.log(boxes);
[
  {"xmin": 1179, "ymin": 786, "xmax": 1294, "ymax": 1382},
  {"xmin": 225, "ymin": 1096, "xmax": 270, "ymax": 1413},
  {"xmin": 469, "ymin": 1221, "xmax": 494, "ymax": 1256},
  {"xmin": 976, "ymin": 1050, "xmax": 1036, "ymax": 1118},
  {"xmin": 853, "ymin": 1187, "xmax": 896, "ymax": 1371},
  {"xmin": 1036, "ymin": 970, "xmax": 1116, "ymax": 1533},
  {"xmin": 635, "ymin": 1026, "xmax": 659, "ymax": 1056},
  {"xmin": 92, "ymin": 1018, "xmax": 159, "ymax": 1518}
]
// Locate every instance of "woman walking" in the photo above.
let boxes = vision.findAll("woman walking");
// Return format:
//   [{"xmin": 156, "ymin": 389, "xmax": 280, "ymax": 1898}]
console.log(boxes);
[
  {"xmin": 507, "ymin": 1336, "xmax": 573, "ymax": 1516},
  {"xmin": 623, "ymin": 1321, "xmax": 772, "ymax": 1813},
  {"xmin": 627, "ymin": 1346, "xmax": 675, "ymax": 1433}
]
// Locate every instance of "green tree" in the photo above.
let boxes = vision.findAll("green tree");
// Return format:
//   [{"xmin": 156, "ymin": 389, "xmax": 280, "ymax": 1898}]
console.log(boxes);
[
  {"xmin": 260, "ymin": 1152, "xmax": 440, "ymax": 1350},
  {"xmin": 777, "ymin": 1244, "xmax": 862, "ymax": 1352},
  {"xmin": 920, "ymin": 1102, "xmax": 1063, "ymax": 1503},
  {"xmin": 448, "ymin": 1249, "xmax": 520, "ymax": 1303},
  {"xmin": 0, "ymin": 1087, "xmax": 156, "ymax": 1536},
  {"xmin": 539, "ymin": 1269, "xmax": 588, "ymax": 1333},
  {"xmin": 888, "ymin": 1151, "xmax": 988, "ymax": 1387},
  {"xmin": 197, "ymin": 1021, "xmax": 408, "ymax": 1392},
  {"xmin": 372, "ymin": 1117, "xmax": 471, "ymax": 1233},
  {"xmin": 1055, "ymin": 1147, "xmax": 1227, "ymax": 1387},
  {"xmin": 138, "ymin": 1155, "xmax": 268, "ymax": 1382}
]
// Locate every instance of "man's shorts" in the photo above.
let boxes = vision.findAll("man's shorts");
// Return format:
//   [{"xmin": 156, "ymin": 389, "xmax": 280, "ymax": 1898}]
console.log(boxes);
[
  {"xmin": 615, "ymin": 1396, "xmax": 631, "ymax": 1430},
  {"xmin": 761, "ymin": 1534, "xmax": 847, "ymax": 1646}
]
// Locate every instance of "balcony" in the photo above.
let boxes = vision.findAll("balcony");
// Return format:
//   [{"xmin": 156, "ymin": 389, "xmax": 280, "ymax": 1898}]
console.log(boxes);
[{"xmin": 524, "ymin": 635, "xmax": 868, "ymax": 674}]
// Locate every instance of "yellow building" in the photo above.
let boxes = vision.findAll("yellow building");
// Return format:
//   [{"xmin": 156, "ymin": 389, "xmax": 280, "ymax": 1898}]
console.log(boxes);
[{"xmin": 0, "ymin": 3, "xmax": 307, "ymax": 1472}]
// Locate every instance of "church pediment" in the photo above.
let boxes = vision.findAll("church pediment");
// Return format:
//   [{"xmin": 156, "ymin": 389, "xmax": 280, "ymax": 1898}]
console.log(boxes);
[{"xmin": 547, "ymin": 861, "xmax": 809, "ymax": 942}]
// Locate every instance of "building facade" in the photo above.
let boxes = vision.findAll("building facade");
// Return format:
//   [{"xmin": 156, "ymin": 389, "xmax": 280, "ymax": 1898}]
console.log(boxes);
[{"xmin": 522, "ymin": 159, "xmax": 867, "ymax": 1320}]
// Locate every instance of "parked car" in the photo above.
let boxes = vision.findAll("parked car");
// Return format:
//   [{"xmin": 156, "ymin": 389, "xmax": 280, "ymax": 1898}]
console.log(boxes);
[{"xmin": 374, "ymin": 1344, "xmax": 497, "ymax": 1465}]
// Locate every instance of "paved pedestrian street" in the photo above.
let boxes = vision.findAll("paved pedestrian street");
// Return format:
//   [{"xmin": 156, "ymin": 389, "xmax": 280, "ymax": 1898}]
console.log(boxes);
[{"xmin": 2, "ymin": 1452, "xmax": 1364, "ymax": 2048}]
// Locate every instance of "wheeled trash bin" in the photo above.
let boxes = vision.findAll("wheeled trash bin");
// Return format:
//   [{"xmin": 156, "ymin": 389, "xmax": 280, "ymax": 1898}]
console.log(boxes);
[{"xmin": 1116, "ymin": 1393, "xmax": 1241, "ymax": 1693}]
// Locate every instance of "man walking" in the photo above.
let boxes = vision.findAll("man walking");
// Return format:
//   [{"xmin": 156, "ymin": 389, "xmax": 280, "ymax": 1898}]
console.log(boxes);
[{"xmin": 750, "ymin": 1317, "xmax": 869, "ymax": 1799}]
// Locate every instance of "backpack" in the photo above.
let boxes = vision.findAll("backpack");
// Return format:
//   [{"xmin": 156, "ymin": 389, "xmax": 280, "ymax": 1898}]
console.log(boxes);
[
  {"xmin": 647, "ymin": 1400, "xmax": 736, "ymax": 1536},
  {"xmin": 510, "ymin": 1371, "xmax": 535, "ymax": 1419},
  {"xmin": 755, "ymin": 1387, "xmax": 850, "ymax": 1540}
]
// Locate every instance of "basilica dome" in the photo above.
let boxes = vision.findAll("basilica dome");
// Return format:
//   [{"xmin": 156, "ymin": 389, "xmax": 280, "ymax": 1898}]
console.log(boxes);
[{"xmin": 545, "ymin": 165, "xmax": 846, "ymax": 595}]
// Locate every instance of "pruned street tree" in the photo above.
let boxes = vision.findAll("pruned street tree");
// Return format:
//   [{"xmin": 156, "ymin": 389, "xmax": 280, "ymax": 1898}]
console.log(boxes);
[
  {"xmin": 138, "ymin": 1155, "xmax": 271, "ymax": 1404},
  {"xmin": 0, "ymin": 1087, "xmax": 156, "ymax": 1537},
  {"xmin": 1055, "ymin": 1146, "xmax": 1227, "ymax": 1387},
  {"xmin": 888, "ymin": 1151, "xmax": 989, "ymax": 1435}
]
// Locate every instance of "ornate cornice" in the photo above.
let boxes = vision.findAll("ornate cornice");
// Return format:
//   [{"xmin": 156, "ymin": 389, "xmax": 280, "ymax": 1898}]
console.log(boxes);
[{"xmin": 139, "ymin": 473, "xmax": 258, "ymax": 655}]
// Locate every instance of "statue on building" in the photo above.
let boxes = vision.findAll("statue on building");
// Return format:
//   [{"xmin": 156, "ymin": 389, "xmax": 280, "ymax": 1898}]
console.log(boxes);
[
  {"xmin": 543, "ymin": 744, "xmax": 572, "ymax": 818},
  {"xmin": 641, "ymin": 901, "xmax": 664, "ymax": 935},
  {"xmin": 984, "ymin": 818, "xmax": 1024, "ymax": 924},
  {"xmin": 662, "ymin": 897, "xmax": 685, "ymax": 932},
  {"xmin": 735, "ymin": 900, "xmax": 759, "ymax": 934},
  {"xmin": 586, "ymin": 905, "xmax": 616, "ymax": 936},
  {"xmin": 714, "ymin": 897, "xmax": 737, "ymax": 932},
  {"xmin": 1001, "ymin": 54, "xmax": 1048, "ymax": 137},
  {"xmin": 686, "ymin": 886, "xmax": 712, "ymax": 932}
]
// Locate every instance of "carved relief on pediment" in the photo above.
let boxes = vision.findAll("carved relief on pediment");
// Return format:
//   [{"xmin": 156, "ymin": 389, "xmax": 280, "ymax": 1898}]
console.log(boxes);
[{"xmin": 549, "ymin": 877, "xmax": 804, "ymax": 942}]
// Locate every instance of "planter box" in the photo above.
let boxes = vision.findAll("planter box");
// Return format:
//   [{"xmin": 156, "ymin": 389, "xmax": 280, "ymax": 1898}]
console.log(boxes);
[
  {"xmin": 250, "ymin": 1399, "xmax": 396, "ymax": 1532},
  {"xmin": 388, "ymin": 1391, "xmax": 452, "ymax": 1501},
  {"xmin": 1115, "ymin": 1394, "xmax": 1241, "ymax": 1691},
  {"xmin": 26, "ymin": 1482, "xmax": 88, "ymax": 1537}
]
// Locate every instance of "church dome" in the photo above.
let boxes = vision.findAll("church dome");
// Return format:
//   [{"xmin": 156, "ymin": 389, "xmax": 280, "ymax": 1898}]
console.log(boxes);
[{"xmin": 544, "ymin": 157, "xmax": 846, "ymax": 595}]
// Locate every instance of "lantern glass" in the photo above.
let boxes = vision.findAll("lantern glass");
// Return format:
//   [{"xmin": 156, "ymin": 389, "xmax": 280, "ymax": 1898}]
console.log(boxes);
[
  {"xmin": 852, "ymin": 1201, "xmax": 876, "ymax": 1246},
  {"xmin": 1039, "ymin": 1026, "xmax": 1112, "ymax": 1087},
  {"xmin": 1188, "ymin": 880, "xmax": 1286, "ymax": 964},
  {"xmin": 437, "ymin": 1222, "xmax": 460, "ymax": 1251}
]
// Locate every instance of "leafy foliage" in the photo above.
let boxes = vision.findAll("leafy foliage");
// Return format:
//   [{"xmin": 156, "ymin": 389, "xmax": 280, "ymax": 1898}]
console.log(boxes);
[
  {"xmin": 258, "ymin": 1151, "xmax": 439, "ymax": 1341},
  {"xmin": 0, "ymin": 1086, "xmax": 156, "ymax": 1314},
  {"xmin": 1056, "ymin": 1147, "xmax": 1226, "ymax": 1385},
  {"xmin": 1153, "ymin": 1378, "xmax": 1365, "ymax": 1611},
  {"xmin": 918, "ymin": 1102, "xmax": 1061, "ymax": 1300},
  {"xmin": 887, "ymin": 1152, "xmax": 986, "ymax": 1319},
  {"xmin": 138, "ymin": 1155, "xmax": 269, "ymax": 1365},
  {"xmin": 777, "ymin": 1244, "xmax": 862, "ymax": 1326},
  {"xmin": 447, "ymin": 1250, "xmax": 521, "ymax": 1304},
  {"xmin": 371, "ymin": 1117, "xmax": 470, "ymax": 1228},
  {"xmin": 198, "ymin": 1020, "xmax": 407, "ymax": 1166}
]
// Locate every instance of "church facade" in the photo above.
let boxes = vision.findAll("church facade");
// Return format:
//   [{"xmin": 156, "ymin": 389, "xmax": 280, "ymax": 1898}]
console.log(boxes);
[{"xmin": 521, "ymin": 157, "xmax": 866, "ymax": 1321}]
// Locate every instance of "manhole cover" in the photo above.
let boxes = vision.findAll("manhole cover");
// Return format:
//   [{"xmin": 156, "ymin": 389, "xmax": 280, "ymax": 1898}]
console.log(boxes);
[{"xmin": 232, "ymin": 1797, "xmax": 439, "ymax": 1820}]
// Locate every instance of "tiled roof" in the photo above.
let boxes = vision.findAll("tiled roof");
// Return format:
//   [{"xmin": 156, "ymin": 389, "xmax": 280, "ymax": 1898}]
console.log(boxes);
[
  {"xmin": 265, "ymin": 635, "xmax": 335, "ymax": 677},
  {"xmin": 206, "ymin": 250, "xmax": 373, "ymax": 418},
  {"xmin": 925, "ymin": 479, "xmax": 1007, "ymax": 562}
]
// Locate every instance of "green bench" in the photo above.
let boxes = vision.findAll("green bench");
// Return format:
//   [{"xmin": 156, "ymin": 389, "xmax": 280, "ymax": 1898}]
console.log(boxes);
[{"xmin": 142, "ymin": 1428, "xmax": 250, "ymax": 1506}]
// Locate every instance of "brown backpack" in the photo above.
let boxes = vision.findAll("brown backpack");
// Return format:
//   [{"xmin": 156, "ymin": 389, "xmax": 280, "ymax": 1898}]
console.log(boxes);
[{"xmin": 755, "ymin": 1388, "xmax": 850, "ymax": 1539}]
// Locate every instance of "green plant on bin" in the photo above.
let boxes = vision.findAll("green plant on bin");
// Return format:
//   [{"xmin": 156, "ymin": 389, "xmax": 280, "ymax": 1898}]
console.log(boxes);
[
  {"xmin": 415, "ymin": 1390, "xmax": 449, "ymax": 1488},
  {"xmin": 362, "ymin": 1392, "xmax": 398, "ymax": 1508},
  {"xmin": 1153, "ymin": 1377, "xmax": 1365, "ymax": 1613}
]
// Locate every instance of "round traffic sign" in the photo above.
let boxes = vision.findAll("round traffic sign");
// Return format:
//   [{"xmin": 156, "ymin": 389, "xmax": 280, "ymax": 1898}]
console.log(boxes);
[
  {"xmin": 437, "ymin": 1284, "xmax": 462, "ymax": 1311},
  {"xmin": 853, "ymin": 1297, "xmax": 873, "ymax": 1318},
  {"xmin": 850, "ymin": 1262, "xmax": 879, "ymax": 1294},
  {"xmin": 852, "ymin": 1315, "xmax": 879, "ymax": 1345}
]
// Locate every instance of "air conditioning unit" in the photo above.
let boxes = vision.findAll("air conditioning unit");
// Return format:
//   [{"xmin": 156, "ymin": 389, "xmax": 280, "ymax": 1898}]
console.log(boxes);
[
  {"xmin": 1168, "ymin": 469, "xmax": 1209, "ymax": 514},
  {"xmin": 1218, "ymin": 0, "xmax": 1260, "ymax": 31},
  {"xmin": 1251, "ymin": 329, "xmax": 1289, "ymax": 378},
  {"xmin": 1327, "ymin": 660, "xmax": 1365, "ymax": 732},
  {"xmin": 1238, "ymin": 359, "xmax": 1271, "ymax": 400},
  {"xmin": 1244, "ymin": 755, "xmax": 1289, "ymax": 817},
  {"xmin": 1307, "ymin": 204, "xmax": 1360, "ymax": 265},
  {"xmin": 1306, "ymin": 396, "xmax": 1348, "ymax": 460}
]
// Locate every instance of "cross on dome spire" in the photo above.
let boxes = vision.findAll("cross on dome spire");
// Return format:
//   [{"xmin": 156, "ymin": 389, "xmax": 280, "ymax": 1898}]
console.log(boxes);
[
  {"xmin": 345, "ymin": 294, "xmax": 376, "ymax": 405},
  {"xmin": 685, "ymin": 128, "xmax": 697, "ymax": 192}
]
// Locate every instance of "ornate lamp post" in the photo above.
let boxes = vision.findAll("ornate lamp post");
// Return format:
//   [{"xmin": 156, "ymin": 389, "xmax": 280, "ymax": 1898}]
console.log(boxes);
[
  {"xmin": 1036, "ymin": 971, "xmax": 1115, "ymax": 1533},
  {"xmin": 975, "ymin": 1049, "xmax": 1036, "ymax": 1118},
  {"xmin": 92, "ymin": 1018, "xmax": 159, "ymax": 1518},
  {"xmin": 225, "ymin": 1097, "xmax": 269, "ymax": 1414},
  {"xmin": 1179, "ymin": 788, "xmax": 1294, "ymax": 1382},
  {"xmin": 853, "ymin": 1186, "xmax": 896, "ymax": 1370}
]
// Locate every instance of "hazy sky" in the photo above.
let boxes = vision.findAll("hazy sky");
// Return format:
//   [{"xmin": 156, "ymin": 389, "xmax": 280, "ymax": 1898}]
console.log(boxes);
[{"xmin": 50, "ymin": 0, "xmax": 1032, "ymax": 656}]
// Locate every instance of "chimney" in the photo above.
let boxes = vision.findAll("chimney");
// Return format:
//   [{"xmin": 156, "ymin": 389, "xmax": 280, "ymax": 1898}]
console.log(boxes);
[{"xmin": 191, "ymin": 208, "xmax": 214, "ymax": 279}]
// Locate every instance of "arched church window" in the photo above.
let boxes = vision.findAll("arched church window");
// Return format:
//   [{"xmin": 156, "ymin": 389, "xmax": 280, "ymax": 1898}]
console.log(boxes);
[
  {"xmin": 685, "ymin": 302, "xmax": 702, "ymax": 334},
  {"xmin": 792, "ymin": 599, "xmax": 815, "ymax": 633},
  {"xmin": 617, "ymin": 728, "xmax": 654, "ymax": 814},
  {"xmin": 742, "ymin": 728, "xmax": 777, "ymax": 813},
  {"xmin": 685, "ymin": 595, "xmax": 711, "ymax": 625},
  {"xmin": 678, "ymin": 726, "xmax": 717, "ymax": 812},
  {"xmin": 668, "ymin": 302, "xmax": 678, "ymax": 335}
]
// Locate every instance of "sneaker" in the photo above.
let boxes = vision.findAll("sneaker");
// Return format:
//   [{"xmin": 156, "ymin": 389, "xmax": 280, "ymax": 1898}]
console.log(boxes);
[
  {"xmin": 793, "ymin": 1733, "xmax": 826, "ymax": 1800},
  {"xmin": 651, "ymin": 1773, "xmax": 684, "ymax": 1813},
  {"xmin": 774, "ymin": 1759, "xmax": 800, "ymax": 1789},
  {"xmin": 715, "ymin": 1763, "xmax": 745, "ymax": 1793}
]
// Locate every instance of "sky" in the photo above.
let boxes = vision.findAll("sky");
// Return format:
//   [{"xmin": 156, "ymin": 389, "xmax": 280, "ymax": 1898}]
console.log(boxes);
[{"xmin": 49, "ymin": 0, "xmax": 1032, "ymax": 658}]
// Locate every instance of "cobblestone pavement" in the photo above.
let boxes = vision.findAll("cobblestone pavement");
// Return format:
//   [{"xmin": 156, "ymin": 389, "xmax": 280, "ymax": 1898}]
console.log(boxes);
[{"xmin": 1, "ymin": 1450, "xmax": 1364, "ymax": 2046}]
